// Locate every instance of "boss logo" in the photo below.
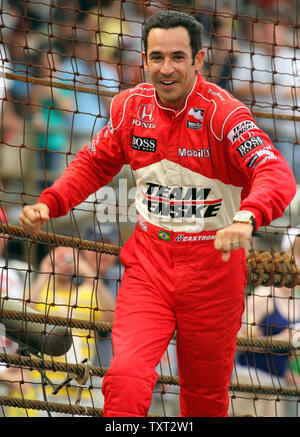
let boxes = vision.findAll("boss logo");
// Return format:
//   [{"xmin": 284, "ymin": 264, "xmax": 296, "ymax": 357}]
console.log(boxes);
[
  {"xmin": 132, "ymin": 135, "xmax": 157, "ymax": 153},
  {"xmin": 237, "ymin": 136, "xmax": 264, "ymax": 157}
]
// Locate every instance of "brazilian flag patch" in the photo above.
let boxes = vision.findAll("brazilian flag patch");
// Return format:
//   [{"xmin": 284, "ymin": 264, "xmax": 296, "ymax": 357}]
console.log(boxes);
[{"xmin": 158, "ymin": 230, "xmax": 171, "ymax": 241}]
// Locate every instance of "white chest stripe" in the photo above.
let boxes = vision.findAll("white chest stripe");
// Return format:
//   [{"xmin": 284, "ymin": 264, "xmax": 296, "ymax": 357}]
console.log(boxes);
[{"xmin": 135, "ymin": 160, "xmax": 243, "ymax": 232}]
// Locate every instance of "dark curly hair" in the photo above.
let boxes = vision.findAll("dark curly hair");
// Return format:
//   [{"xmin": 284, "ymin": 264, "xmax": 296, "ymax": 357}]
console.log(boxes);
[{"xmin": 142, "ymin": 10, "xmax": 203, "ymax": 63}]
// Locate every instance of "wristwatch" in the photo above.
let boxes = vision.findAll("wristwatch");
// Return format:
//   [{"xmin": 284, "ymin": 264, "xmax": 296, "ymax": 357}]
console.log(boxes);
[{"xmin": 232, "ymin": 211, "xmax": 256, "ymax": 231}]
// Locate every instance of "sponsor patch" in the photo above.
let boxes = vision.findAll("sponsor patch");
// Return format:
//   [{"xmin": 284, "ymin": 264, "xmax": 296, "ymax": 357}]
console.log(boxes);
[
  {"xmin": 237, "ymin": 136, "xmax": 264, "ymax": 157},
  {"xmin": 158, "ymin": 230, "xmax": 170, "ymax": 241},
  {"xmin": 88, "ymin": 137, "xmax": 96, "ymax": 155},
  {"xmin": 132, "ymin": 135, "xmax": 157, "ymax": 153},
  {"xmin": 227, "ymin": 120, "xmax": 257, "ymax": 144},
  {"xmin": 246, "ymin": 149, "xmax": 276, "ymax": 168},
  {"xmin": 187, "ymin": 108, "xmax": 205, "ymax": 129},
  {"xmin": 138, "ymin": 104, "xmax": 154, "ymax": 122},
  {"xmin": 132, "ymin": 104, "xmax": 156, "ymax": 128},
  {"xmin": 178, "ymin": 147, "xmax": 210, "ymax": 158},
  {"xmin": 207, "ymin": 88, "xmax": 225, "ymax": 101},
  {"xmin": 246, "ymin": 154, "xmax": 259, "ymax": 168},
  {"xmin": 175, "ymin": 233, "xmax": 216, "ymax": 243},
  {"xmin": 142, "ymin": 183, "xmax": 222, "ymax": 220},
  {"xmin": 107, "ymin": 118, "xmax": 114, "ymax": 133},
  {"xmin": 138, "ymin": 216, "xmax": 148, "ymax": 232}
]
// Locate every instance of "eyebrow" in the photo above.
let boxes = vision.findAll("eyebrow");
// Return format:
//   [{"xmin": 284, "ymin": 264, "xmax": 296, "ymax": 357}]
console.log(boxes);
[{"xmin": 148, "ymin": 50, "xmax": 187, "ymax": 56}]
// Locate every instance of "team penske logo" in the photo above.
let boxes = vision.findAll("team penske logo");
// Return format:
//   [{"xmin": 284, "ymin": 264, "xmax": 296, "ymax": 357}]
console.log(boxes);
[
  {"xmin": 132, "ymin": 104, "xmax": 156, "ymax": 128},
  {"xmin": 227, "ymin": 120, "xmax": 257, "ymax": 144},
  {"xmin": 141, "ymin": 182, "xmax": 222, "ymax": 220},
  {"xmin": 186, "ymin": 108, "xmax": 205, "ymax": 129}
]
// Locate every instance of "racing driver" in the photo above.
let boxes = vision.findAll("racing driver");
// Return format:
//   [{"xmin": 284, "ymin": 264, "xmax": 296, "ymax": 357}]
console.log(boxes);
[{"xmin": 20, "ymin": 11, "xmax": 297, "ymax": 417}]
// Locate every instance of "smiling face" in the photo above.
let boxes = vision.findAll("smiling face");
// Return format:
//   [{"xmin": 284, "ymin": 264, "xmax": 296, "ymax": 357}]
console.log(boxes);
[{"xmin": 142, "ymin": 26, "xmax": 205, "ymax": 110}]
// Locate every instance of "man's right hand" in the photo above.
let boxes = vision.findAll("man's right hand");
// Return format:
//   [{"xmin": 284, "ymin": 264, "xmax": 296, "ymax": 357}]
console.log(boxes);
[{"xmin": 20, "ymin": 203, "xmax": 50, "ymax": 236}]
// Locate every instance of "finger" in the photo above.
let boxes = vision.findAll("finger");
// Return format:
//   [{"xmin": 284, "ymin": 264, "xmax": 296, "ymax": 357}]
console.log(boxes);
[
  {"xmin": 214, "ymin": 232, "xmax": 224, "ymax": 251},
  {"xmin": 20, "ymin": 214, "xmax": 41, "ymax": 235},
  {"xmin": 222, "ymin": 250, "xmax": 231, "ymax": 262},
  {"xmin": 238, "ymin": 232, "xmax": 250, "ymax": 249},
  {"xmin": 230, "ymin": 240, "xmax": 241, "ymax": 251},
  {"xmin": 38, "ymin": 209, "xmax": 50, "ymax": 222}
]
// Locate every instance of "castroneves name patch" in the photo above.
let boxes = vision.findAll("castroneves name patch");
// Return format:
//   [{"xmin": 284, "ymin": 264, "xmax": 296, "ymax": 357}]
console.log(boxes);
[
  {"xmin": 132, "ymin": 135, "xmax": 157, "ymax": 153},
  {"xmin": 175, "ymin": 234, "xmax": 216, "ymax": 242},
  {"xmin": 227, "ymin": 120, "xmax": 257, "ymax": 144},
  {"xmin": 236, "ymin": 136, "xmax": 264, "ymax": 157}
]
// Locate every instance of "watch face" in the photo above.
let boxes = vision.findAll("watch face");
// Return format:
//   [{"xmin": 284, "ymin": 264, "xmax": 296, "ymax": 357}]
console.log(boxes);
[{"xmin": 235, "ymin": 211, "xmax": 253, "ymax": 220}]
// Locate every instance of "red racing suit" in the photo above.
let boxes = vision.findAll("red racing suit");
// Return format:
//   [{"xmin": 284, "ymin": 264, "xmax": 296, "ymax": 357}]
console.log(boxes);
[{"xmin": 39, "ymin": 73, "xmax": 296, "ymax": 417}]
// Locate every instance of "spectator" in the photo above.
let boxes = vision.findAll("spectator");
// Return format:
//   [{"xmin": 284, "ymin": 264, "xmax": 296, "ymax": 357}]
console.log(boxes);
[
  {"xmin": 230, "ymin": 228, "xmax": 300, "ymax": 417},
  {"xmin": 0, "ymin": 207, "xmax": 24, "ymax": 299},
  {"xmin": 5, "ymin": 19, "xmax": 36, "ymax": 118},
  {"xmin": 81, "ymin": 223, "xmax": 119, "ymax": 370},
  {"xmin": 30, "ymin": 47, "xmax": 73, "ymax": 190},
  {"xmin": 0, "ymin": 206, "xmax": 33, "ymax": 417},
  {"xmin": 58, "ymin": 31, "xmax": 119, "ymax": 153},
  {"xmin": 195, "ymin": 6, "xmax": 242, "ymax": 92},
  {"xmin": 28, "ymin": 245, "xmax": 115, "ymax": 412},
  {"xmin": 82, "ymin": 223, "xmax": 120, "ymax": 300},
  {"xmin": 231, "ymin": 19, "xmax": 300, "ymax": 182},
  {"xmin": 84, "ymin": 1, "xmax": 140, "ymax": 90}
]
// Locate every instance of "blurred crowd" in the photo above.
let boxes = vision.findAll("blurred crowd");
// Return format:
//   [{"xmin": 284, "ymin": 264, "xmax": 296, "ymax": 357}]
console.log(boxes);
[{"xmin": 0, "ymin": 0, "xmax": 300, "ymax": 417}]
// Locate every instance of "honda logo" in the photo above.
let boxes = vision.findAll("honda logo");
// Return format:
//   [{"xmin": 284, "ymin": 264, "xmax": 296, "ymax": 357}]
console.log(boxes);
[{"xmin": 137, "ymin": 104, "xmax": 154, "ymax": 122}]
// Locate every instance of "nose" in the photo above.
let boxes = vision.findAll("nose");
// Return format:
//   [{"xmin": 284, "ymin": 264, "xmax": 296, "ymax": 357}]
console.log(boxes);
[{"xmin": 160, "ymin": 58, "xmax": 175, "ymax": 76}]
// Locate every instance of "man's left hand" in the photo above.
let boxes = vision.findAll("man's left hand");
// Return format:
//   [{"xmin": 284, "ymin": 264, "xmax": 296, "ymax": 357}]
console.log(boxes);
[{"xmin": 214, "ymin": 222, "xmax": 253, "ymax": 262}]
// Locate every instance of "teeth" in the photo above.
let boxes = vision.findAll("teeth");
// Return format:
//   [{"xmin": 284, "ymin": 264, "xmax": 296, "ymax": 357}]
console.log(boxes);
[{"xmin": 162, "ymin": 81, "xmax": 174, "ymax": 85}]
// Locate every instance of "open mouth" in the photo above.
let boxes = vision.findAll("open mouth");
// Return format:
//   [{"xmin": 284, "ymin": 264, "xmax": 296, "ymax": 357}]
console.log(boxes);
[{"xmin": 160, "ymin": 80, "xmax": 177, "ymax": 87}]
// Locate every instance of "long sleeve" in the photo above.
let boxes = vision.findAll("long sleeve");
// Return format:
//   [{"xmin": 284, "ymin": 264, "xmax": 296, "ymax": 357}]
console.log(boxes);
[
  {"xmin": 224, "ymin": 108, "xmax": 297, "ymax": 229},
  {"xmin": 38, "ymin": 92, "xmax": 129, "ymax": 217}
]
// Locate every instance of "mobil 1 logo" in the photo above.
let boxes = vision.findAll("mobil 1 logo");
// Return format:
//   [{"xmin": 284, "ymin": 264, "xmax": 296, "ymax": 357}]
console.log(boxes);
[
  {"xmin": 132, "ymin": 135, "xmax": 157, "ymax": 153},
  {"xmin": 236, "ymin": 136, "xmax": 264, "ymax": 157}
]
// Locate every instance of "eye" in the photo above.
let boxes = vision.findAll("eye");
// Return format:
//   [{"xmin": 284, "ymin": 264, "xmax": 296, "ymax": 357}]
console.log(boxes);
[
  {"xmin": 174, "ymin": 54, "xmax": 185, "ymax": 61},
  {"xmin": 150, "ymin": 55, "xmax": 162, "ymax": 62}
]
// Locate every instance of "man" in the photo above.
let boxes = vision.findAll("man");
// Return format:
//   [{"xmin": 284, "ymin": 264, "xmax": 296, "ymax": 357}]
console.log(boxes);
[{"xmin": 20, "ymin": 11, "xmax": 296, "ymax": 417}]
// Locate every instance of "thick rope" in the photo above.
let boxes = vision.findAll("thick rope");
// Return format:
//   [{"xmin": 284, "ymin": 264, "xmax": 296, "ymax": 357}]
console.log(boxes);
[
  {"xmin": 0, "ymin": 224, "xmax": 120, "ymax": 256},
  {"xmin": 0, "ymin": 308, "xmax": 294, "ymax": 352},
  {"xmin": 230, "ymin": 382, "xmax": 300, "ymax": 398},
  {"xmin": 3, "ymin": 72, "xmax": 116, "ymax": 98},
  {"xmin": 247, "ymin": 248, "xmax": 300, "ymax": 288},
  {"xmin": 0, "ymin": 308, "xmax": 113, "ymax": 332},
  {"xmin": 0, "ymin": 395, "xmax": 103, "ymax": 416},
  {"xmin": 4, "ymin": 72, "xmax": 300, "ymax": 122},
  {"xmin": 0, "ymin": 395, "xmax": 162, "ymax": 417},
  {"xmin": 0, "ymin": 352, "xmax": 179, "ymax": 385},
  {"xmin": 0, "ymin": 225, "xmax": 299, "ymax": 287},
  {"xmin": 0, "ymin": 353, "xmax": 299, "ymax": 399}
]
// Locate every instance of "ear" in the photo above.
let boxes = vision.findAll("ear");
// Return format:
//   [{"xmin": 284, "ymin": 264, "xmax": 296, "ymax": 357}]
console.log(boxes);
[
  {"xmin": 141, "ymin": 51, "xmax": 149, "ymax": 72},
  {"xmin": 194, "ymin": 49, "xmax": 205, "ymax": 71}
]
